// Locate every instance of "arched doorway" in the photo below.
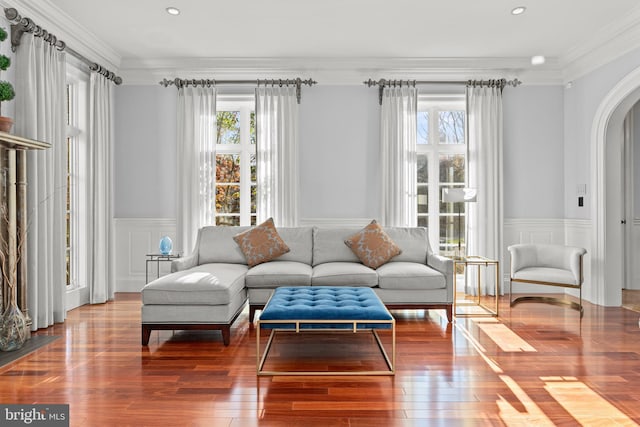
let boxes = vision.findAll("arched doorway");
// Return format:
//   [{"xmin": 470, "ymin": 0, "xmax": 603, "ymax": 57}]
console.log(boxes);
[{"xmin": 591, "ymin": 67, "xmax": 640, "ymax": 306}]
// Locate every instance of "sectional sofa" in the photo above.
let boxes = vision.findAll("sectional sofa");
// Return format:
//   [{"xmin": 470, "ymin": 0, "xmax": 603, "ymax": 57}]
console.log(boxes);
[{"xmin": 141, "ymin": 223, "xmax": 454, "ymax": 346}]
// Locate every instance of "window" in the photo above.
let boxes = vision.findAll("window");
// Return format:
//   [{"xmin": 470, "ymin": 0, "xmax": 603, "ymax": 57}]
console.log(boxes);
[
  {"xmin": 215, "ymin": 98, "xmax": 256, "ymax": 226},
  {"xmin": 65, "ymin": 84, "xmax": 76, "ymax": 287},
  {"xmin": 65, "ymin": 68, "xmax": 88, "ymax": 298},
  {"xmin": 417, "ymin": 95, "xmax": 466, "ymax": 256}
]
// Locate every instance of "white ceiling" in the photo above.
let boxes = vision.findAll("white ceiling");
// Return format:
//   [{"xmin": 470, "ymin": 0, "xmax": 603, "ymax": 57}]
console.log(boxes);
[{"xmin": 9, "ymin": 0, "xmax": 640, "ymax": 83}]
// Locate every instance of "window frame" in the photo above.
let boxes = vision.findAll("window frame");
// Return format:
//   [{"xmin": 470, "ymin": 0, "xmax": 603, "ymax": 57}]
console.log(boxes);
[
  {"xmin": 215, "ymin": 95, "xmax": 256, "ymax": 226},
  {"xmin": 417, "ymin": 94, "xmax": 467, "ymax": 255},
  {"xmin": 65, "ymin": 63, "xmax": 89, "ymax": 308}
]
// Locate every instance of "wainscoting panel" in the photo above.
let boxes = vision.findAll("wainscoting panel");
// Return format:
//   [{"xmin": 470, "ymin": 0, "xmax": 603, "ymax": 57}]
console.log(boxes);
[
  {"xmin": 504, "ymin": 218, "xmax": 565, "ymax": 247},
  {"xmin": 114, "ymin": 218, "xmax": 177, "ymax": 293},
  {"xmin": 564, "ymin": 219, "xmax": 593, "ymax": 301},
  {"xmin": 299, "ymin": 218, "xmax": 372, "ymax": 227},
  {"xmin": 113, "ymin": 217, "xmax": 599, "ymax": 298}
]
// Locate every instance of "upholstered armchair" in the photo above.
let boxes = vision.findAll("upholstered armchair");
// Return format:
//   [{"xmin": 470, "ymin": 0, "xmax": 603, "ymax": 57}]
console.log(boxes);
[{"xmin": 508, "ymin": 244, "xmax": 587, "ymax": 316}]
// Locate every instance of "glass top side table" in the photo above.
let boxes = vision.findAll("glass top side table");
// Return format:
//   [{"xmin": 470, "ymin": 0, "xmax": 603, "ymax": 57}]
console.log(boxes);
[
  {"xmin": 453, "ymin": 255, "xmax": 500, "ymax": 317},
  {"xmin": 145, "ymin": 253, "xmax": 181, "ymax": 284}
]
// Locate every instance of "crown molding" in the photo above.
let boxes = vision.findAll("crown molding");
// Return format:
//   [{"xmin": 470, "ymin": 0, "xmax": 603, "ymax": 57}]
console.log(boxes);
[
  {"xmin": 1, "ymin": 0, "xmax": 638, "ymax": 88},
  {"xmin": 120, "ymin": 56, "xmax": 564, "ymax": 86},
  {"xmin": 561, "ymin": 4, "xmax": 640, "ymax": 83},
  {"xmin": 0, "ymin": 0, "xmax": 121, "ymax": 70}
]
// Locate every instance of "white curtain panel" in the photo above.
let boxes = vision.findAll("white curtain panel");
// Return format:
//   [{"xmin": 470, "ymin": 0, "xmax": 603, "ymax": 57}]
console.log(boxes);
[
  {"xmin": 466, "ymin": 85, "xmax": 504, "ymax": 295},
  {"xmin": 255, "ymin": 86, "xmax": 299, "ymax": 227},
  {"xmin": 176, "ymin": 86, "xmax": 216, "ymax": 256},
  {"xmin": 88, "ymin": 73, "xmax": 114, "ymax": 304},
  {"xmin": 14, "ymin": 34, "xmax": 67, "ymax": 329},
  {"xmin": 380, "ymin": 86, "xmax": 417, "ymax": 227}
]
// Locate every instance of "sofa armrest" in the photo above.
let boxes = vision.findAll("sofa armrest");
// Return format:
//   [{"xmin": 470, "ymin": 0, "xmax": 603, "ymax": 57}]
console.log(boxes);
[
  {"xmin": 171, "ymin": 253, "xmax": 198, "ymax": 272},
  {"xmin": 427, "ymin": 253, "xmax": 454, "ymax": 302},
  {"xmin": 567, "ymin": 247, "xmax": 587, "ymax": 285},
  {"xmin": 427, "ymin": 253, "xmax": 453, "ymax": 276}
]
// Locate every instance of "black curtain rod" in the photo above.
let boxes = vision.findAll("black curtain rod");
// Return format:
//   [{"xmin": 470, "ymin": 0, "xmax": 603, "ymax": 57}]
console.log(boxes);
[
  {"xmin": 4, "ymin": 8, "xmax": 122, "ymax": 85},
  {"xmin": 159, "ymin": 77, "xmax": 317, "ymax": 104},
  {"xmin": 364, "ymin": 78, "xmax": 522, "ymax": 104}
]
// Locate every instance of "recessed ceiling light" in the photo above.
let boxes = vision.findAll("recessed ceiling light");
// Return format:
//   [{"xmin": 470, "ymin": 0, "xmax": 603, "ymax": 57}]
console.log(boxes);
[
  {"xmin": 531, "ymin": 55, "xmax": 546, "ymax": 65},
  {"xmin": 166, "ymin": 7, "xmax": 180, "ymax": 16},
  {"xmin": 511, "ymin": 6, "xmax": 526, "ymax": 15}
]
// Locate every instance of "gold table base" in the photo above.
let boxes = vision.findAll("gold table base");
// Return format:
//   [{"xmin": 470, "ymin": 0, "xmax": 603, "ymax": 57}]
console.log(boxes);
[
  {"xmin": 257, "ymin": 319, "xmax": 395, "ymax": 376},
  {"xmin": 453, "ymin": 255, "xmax": 500, "ymax": 317}
]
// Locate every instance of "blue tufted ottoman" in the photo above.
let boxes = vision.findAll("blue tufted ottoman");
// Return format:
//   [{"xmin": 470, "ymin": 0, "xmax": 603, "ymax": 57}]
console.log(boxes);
[{"xmin": 257, "ymin": 286, "xmax": 395, "ymax": 375}]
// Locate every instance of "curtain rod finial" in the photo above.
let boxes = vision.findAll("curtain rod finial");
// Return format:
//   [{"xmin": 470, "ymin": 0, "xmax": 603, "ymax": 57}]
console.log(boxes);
[{"xmin": 4, "ymin": 8, "xmax": 19, "ymax": 21}]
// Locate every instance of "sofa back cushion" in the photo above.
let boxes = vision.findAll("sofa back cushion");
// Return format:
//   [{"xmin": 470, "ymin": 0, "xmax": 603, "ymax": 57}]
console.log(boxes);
[
  {"xmin": 196, "ymin": 225, "xmax": 313, "ymax": 266},
  {"xmin": 312, "ymin": 226, "xmax": 431, "ymax": 266},
  {"xmin": 271, "ymin": 227, "xmax": 313, "ymax": 265},
  {"xmin": 198, "ymin": 226, "xmax": 251, "ymax": 265},
  {"xmin": 384, "ymin": 227, "xmax": 430, "ymax": 264},
  {"xmin": 512, "ymin": 244, "xmax": 578, "ymax": 271},
  {"xmin": 312, "ymin": 227, "xmax": 361, "ymax": 266}
]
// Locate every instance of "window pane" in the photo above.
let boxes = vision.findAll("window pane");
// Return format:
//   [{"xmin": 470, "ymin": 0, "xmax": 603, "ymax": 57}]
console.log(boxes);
[
  {"xmin": 439, "ymin": 154, "xmax": 465, "ymax": 184},
  {"xmin": 251, "ymin": 184, "xmax": 257, "ymax": 214},
  {"xmin": 417, "ymin": 216, "xmax": 428, "ymax": 227},
  {"xmin": 250, "ymin": 111, "xmax": 256, "ymax": 145},
  {"xmin": 418, "ymin": 185, "xmax": 428, "ymax": 213},
  {"xmin": 438, "ymin": 110, "xmax": 465, "ymax": 144},
  {"xmin": 417, "ymin": 112, "xmax": 429, "ymax": 144},
  {"xmin": 250, "ymin": 154, "xmax": 256, "ymax": 182},
  {"xmin": 216, "ymin": 185, "xmax": 240, "ymax": 214},
  {"xmin": 216, "ymin": 216, "xmax": 240, "ymax": 226},
  {"xmin": 216, "ymin": 154, "xmax": 240, "ymax": 183},
  {"xmin": 216, "ymin": 111, "xmax": 240, "ymax": 144},
  {"xmin": 440, "ymin": 215, "xmax": 465, "ymax": 256},
  {"xmin": 417, "ymin": 154, "xmax": 428, "ymax": 183}
]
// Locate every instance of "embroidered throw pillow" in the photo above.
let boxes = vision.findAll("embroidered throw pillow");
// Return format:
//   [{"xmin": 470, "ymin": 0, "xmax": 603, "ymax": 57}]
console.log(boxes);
[
  {"xmin": 344, "ymin": 220, "xmax": 402, "ymax": 269},
  {"xmin": 233, "ymin": 218, "xmax": 290, "ymax": 267}
]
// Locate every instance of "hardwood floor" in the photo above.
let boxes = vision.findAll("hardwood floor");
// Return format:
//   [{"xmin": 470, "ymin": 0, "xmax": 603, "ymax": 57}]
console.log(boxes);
[{"xmin": 1, "ymin": 293, "xmax": 640, "ymax": 426}]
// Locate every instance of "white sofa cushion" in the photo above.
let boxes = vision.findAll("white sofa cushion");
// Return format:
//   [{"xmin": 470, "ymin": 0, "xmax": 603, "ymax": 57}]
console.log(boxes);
[
  {"xmin": 376, "ymin": 262, "xmax": 446, "ymax": 290},
  {"xmin": 198, "ymin": 226, "xmax": 250, "ymax": 265},
  {"xmin": 142, "ymin": 289, "xmax": 247, "ymax": 323},
  {"xmin": 275, "ymin": 227, "xmax": 313, "ymax": 265},
  {"xmin": 245, "ymin": 261, "xmax": 312, "ymax": 288},
  {"xmin": 311, "ymin": 262, "xmax": 378, "ymax": 287},
  {"xmin": 312, "ymin": 227, "xmax": 361, "ymax": 266},
  {"xmin": 142, "ymin": 263, "xmax": 247, "ymax": 305},
  {"xmin": 513, "ymin": 267, "xmax": 578, "ymax": 286},
  {"xmin": 384, "ymin": 227, "xmax": 430, "ymax": 264}
]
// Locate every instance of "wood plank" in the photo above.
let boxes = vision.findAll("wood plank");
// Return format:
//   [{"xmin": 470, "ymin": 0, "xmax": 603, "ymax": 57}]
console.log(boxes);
[{"xmin": 0, "ymin": 292, "xmax": 639, "ymax": 426}]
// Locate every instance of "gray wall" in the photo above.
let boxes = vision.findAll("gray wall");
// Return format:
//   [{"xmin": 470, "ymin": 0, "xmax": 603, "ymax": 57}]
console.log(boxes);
[
  {"xmin": 299, "ymin": 85, "xmax": 381, "ymax": 219},
  {"xmin": 113, "ymin": 83, "xmax": 566, "ymax": 221},
  {"xmin": 564, "ymin": 46, "xmax": 640, "ymax": 219},
  {"xmin": 503, "ymin": 86, "xmax": 565, "ymax": 218},
  {"xmin": 114, "ymin": 86, "xmax": 177, "ymax": 218}
]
